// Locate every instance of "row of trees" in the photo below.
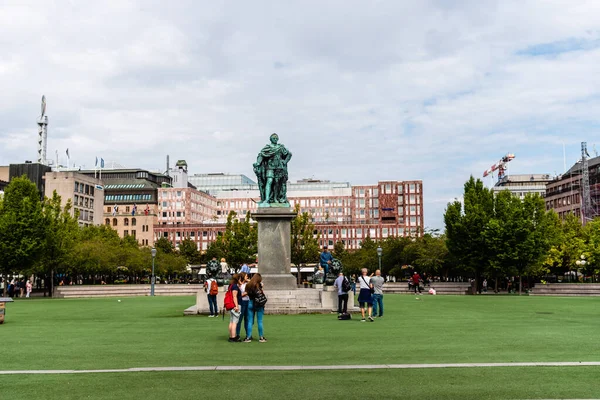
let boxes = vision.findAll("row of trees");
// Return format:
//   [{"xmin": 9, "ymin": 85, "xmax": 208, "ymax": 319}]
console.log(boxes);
[
  {"xmin": 444, "ymin": 177, "xmax": 600, "ymax": 293},
  {"xmin": 0, "ymin": 177, "xmax": 188, "ymax": 296}
]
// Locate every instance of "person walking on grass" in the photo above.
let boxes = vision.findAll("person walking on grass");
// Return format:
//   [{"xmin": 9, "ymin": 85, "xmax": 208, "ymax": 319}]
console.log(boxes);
[
  {"xmin": 370, "ymin": 270, "xmax": 385, "ymax": 318},
  {"xmin": 204, "ymin": 275, "xmax": 218, "ymax": 317},
  {"xmin": 358, "ymin": 268, "xmax": 374, "ymax": 322},
  {"xmin": 236, "ymin": 272, "xmax": 250, "ymax": 340},
  {"xmin": 245, "ymin": 273, "xmax": 267, "ymax": 343},
  {"xmin": 227, "ymin": 274, "xmax": 242, "ymax": 342},
  {"xmin": 333, "ymin": 272, "xmax": 349, "ymax": 315},
  {"xmin": 412, "ymin": 271, "xmax": 422, "ymax": 294}
]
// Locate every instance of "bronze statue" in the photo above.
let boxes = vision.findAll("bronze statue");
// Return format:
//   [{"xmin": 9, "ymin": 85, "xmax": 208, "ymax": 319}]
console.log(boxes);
[
  {"xmin": 254, "ymin": 133, "xmax": 292, "ymax": 207},
  {"xmin": 206, "ymin": 259, "xmax": 220, "ymax": 280}
]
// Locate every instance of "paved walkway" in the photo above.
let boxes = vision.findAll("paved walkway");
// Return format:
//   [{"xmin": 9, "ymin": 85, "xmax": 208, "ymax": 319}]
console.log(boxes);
[{"xmin": 1, "ymin": 361, "xmax": 600, "ymax": 375}]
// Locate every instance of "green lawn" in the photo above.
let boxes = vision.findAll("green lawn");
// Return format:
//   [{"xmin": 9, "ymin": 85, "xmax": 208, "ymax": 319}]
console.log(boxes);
[{"xmin": 2, "ymin": 295, "xmax": 600, "ymax": 399}]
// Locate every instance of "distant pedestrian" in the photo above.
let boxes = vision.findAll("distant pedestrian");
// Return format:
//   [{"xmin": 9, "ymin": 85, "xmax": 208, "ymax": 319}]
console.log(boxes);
[
  {"xmin": 371, "ymin": 270, "xmax": 385, "ymax": 318},
  {"xmin": 351, "ymin": 274, "xmax": 357, "ymax": 295},
  {"xmin": 19, "ymin": 279, "xmax": 25, "ymax": 297},
  {"xmin": 227, "ymin": 274, "xmax": 242, "ymax": 342},
  {"xmin": 483, "ymin": 279, "xmax": 488, "ymax": 293},
  {"xmin": 358, "ymin": 268, "xmax": 374, "ymax": 322},
  {"xmin": 220, "ymin": 258, "xmax": 229, "ymax": 275},
  {"xmin": 412, "ymin": 272, "xmax": 422, "ymax": 294},
  {"xmin": 204, "ymin": 276, "xmax": 218, "ymax": 317},
  {"xmin": 237, "ymin": 273, "xmax": 250, "ymax": 340},
  {"xmin": 26, "ymin": 280, "xmax": 32, "ymax": 298},
  {"xmin": 240, "ymin": 263, "xmax": 251, "ymax": 274},
  {"xmin": 333, "ymin": 272, "xmax": 349, "ymax": 315},
  {"xmin": 245, "ymin": 273, "xmax": 267, "ymax": 343},
  {"xmin": 8, "ymin": 279, "xmax": 15, "ymax": 298}
]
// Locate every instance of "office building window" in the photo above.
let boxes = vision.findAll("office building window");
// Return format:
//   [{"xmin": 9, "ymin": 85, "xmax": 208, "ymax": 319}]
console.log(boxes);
[
  {"xmin": 124, "ymin": 230, "xmax": 129, "ymax": 236},
  {"xmin": 124, "ymin": 218, "xmax": 129, "ymax": 226},
  {"xmin": 113, "ymin": 218, "xmax": 118, "ymax": 226},
  {"xmin": 132, "ymin": 218, "xmax": 136, "ymax": 226}
]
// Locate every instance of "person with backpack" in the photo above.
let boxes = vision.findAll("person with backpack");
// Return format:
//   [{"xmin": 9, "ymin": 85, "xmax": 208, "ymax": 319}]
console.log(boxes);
[
  {"xmin": 204, "ymin": 276, "xmax": 219, "ymax": 317},
  {"xmin": 333, "ymin": 272, "xmax": 351, "ymax": 315},
  {"xmin": 245, "ymin": 273, "xmax": 267, "ymax": 343},
  {"xmin": 226, "ymin": 274, "xmax": 242, "ymax": 342}
]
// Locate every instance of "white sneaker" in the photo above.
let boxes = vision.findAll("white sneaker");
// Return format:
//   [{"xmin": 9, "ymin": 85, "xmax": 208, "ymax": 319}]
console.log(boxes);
[{"xmin": 208, "ymin": 315, "xmax": 214, "ymax": 318}]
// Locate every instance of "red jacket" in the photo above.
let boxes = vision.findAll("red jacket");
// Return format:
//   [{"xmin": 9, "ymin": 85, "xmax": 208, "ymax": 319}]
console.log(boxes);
[{"xmin": 413, "ymin": 274, "xmax": 421, "ymax": 283}]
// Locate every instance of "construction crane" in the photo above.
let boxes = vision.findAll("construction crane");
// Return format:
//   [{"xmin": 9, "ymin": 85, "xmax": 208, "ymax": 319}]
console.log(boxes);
[{"xmin": 483, "ymin": 153, "xmax": 515, "ymax": 181}]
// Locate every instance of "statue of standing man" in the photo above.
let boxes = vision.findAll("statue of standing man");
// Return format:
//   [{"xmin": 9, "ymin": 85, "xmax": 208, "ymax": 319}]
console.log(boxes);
[{"xmin": 254, "ymin": 133, "xmax": 292, "ymax": 207}]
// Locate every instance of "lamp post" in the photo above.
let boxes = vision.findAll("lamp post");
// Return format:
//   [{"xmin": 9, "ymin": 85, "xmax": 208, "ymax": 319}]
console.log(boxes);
[
  {"xmin": 575, "ymin": 254, "xmax": 586, "ymax": 282},
  {"xmin": 376, "ymin": 246, "xmax": 382, "ymax": 272},
  {"xmin": 151, "ymin": 247, "xmax": 157, "ymax": 296}
]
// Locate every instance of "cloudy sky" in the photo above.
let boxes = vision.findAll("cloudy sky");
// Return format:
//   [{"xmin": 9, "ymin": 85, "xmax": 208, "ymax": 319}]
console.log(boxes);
[{"xmin": 1, "ymin": 0, "xmax": 599, "ymax": 229}]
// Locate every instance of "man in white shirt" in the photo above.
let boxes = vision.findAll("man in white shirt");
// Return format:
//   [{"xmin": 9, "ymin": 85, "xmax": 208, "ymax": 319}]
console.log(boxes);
[{"xmin": 357, "ymin": 268, "xmax": 374, "ymax": 322}]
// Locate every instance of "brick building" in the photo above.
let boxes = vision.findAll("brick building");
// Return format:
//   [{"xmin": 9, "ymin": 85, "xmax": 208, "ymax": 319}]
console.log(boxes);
[
  {"xmin": 80, "ymin": 168, "xmax": 171, "ymax": 246},
  {"xmin": 545, "ymin": 156, "xmax": 600, "ymax": 221},
  {"xmin": 155, "ymin": 175, "xmax": 424, "ymax": 251}
]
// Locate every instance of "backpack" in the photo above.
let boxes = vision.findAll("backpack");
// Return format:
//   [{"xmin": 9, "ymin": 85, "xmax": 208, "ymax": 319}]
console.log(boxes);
[
  {"xmin": 341, "ymin": 277, "xmax": 352, "ymax": 293},
  {"xmin": 209, "ymin": 280, "xmax": 218, "ymax": 296},
  {"xmin": 224, "ymin": 287, "xmax": 236, "ymax": 311},
  {"xmin": 338, "ymin": 313, "xmax": 351, "ymax": 320}
]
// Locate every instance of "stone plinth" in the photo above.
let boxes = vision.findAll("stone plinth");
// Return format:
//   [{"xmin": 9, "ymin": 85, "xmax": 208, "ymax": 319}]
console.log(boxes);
[{"xmin": 251, "ymin": 208, "xmax": 298, "ymax": 290}]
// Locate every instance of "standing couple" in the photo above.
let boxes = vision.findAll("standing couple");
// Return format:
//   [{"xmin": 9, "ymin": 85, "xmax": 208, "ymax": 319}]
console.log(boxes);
[{"xmin": 228, "ymin": 272, "xmax": 267, "ymax": 343}]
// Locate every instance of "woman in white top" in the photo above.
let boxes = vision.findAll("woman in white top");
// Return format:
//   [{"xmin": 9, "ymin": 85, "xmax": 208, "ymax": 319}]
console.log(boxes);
[
  {"xmin": 236, "ymin": 273, "xmax": 250, "ymax": 340},
  {"xmin": 357, "ymin": 268, "xmax": 374, "ymax": 322}
]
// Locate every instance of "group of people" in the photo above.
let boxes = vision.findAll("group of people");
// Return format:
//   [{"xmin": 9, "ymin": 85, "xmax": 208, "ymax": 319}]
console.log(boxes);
[
  {"xmin": 204, "ymin": 272, "xmax": 267, "ymax": 343},
  {"xmin": 1, "ymin": 278, "xmax": 32, "ymax": 298},
  {"xmin": 333, "ymin": 268, "xmax": 385, "ymax": 322}
]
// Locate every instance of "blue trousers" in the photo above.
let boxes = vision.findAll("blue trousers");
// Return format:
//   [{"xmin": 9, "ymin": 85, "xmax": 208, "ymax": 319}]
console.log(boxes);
[
  {"xmin": 246, "ymin": 300, "xmax": 264, "ymax": 338},
  {"xmin": 236, "ymin": 300, "xmax": 249, "ymax": 337},
  {"xmin": 372, "ymin": 294, "xmax": 383, "ymax": 317},
  {"xmin": 207, "ymin": 294, "xmax": 218, "ymax": 315}
]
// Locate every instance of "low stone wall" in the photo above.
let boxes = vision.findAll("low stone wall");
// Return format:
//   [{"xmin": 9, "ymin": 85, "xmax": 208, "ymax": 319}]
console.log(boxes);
[
  {"xmin": 187, "ymin": 286, "xmax": 356, "ymax": 315},
  {"xmin": 54, "ymin": 284, "xmax": 202, "ymax": 298},
  {"xmin": 382, "ymin": 282, "xmax": 471, "ymax": 295},
  {"xmin": 530, "ymin": 283, "xmax": 600, "ymax": 296}
]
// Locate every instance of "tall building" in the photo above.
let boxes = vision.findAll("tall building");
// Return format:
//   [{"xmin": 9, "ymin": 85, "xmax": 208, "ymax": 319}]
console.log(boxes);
[
  {"xmin": 80, "ymin": 168, "xmax": 171, "ymax": 246},
  {"xmin": 155, "ymin": 175, "xmax": 424, "ymax": 251},
  {"xmin": 8, "ymin": 162, "xmax": 52, "ymax": 200},
  {"xmin": 44, "ymin": 171, "xmax": 104, "ymax": 226},
  {"xmin": 493, "ymin": 174, "xmax": 552, "ymax": 198},
  {"xmin": 545, "ymin": 156, "xmax": 600, "ymax": 220}
]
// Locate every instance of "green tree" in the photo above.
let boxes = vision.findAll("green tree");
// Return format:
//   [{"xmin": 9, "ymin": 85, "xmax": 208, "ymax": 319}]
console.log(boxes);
[
  {"xmin": 0, "ymin": 177, "xmax": 45, "ymax": 296},
  {"xmin": 206, "ymin": 211, "xmax": 257, "ymax": 270},
  {"xmin": 179, "ymin": 238, "xmax": 201, "ymax": 265},
  {"xmin": 543, "ymin": 213, "xmax": 585, "ymax": 281},
  {"xmin": 445, "ymin": 176, "xmax": 494, "ymax": 290},
  {"xmin": 290, "ymin": 204, "xmax": 320, "ymax": 284},
  {"xmin": 154, "ymin": 237, "xmax": 175, "ymax": 254},
  {"xmin": 37, "ymin": 191, "xmax": 81, "ymax": 296}
]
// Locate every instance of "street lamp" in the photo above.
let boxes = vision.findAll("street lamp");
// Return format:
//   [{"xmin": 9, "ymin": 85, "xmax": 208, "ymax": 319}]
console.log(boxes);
[
  {"xmin": 376, "ymin": 246, "xmax": 383, "ymax": 272},
  {"xmin": 151, "ymin": 247, "xmax": 157, "ymax": 296}
]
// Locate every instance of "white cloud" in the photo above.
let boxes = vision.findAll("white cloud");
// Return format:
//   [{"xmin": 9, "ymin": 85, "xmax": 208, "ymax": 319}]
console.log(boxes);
[{"xmin": 2, "ymin": 0, "xmax": 600, "ymax": 229}]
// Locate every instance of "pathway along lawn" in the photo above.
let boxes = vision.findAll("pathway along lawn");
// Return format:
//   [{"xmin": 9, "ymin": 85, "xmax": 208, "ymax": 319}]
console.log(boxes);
[
  {"xmin": 1, "ymin": 295, "xmax": 600, "ymax": 371},
  {"xmin": 2, "ymin": 367, "xmax": 600, "ymax": 400}
]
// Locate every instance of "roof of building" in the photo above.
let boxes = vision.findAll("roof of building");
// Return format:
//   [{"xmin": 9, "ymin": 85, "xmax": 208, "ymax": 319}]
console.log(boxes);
[{"xmin": 566, "ymin": 156, "xmax": 600, "ymax": 175}]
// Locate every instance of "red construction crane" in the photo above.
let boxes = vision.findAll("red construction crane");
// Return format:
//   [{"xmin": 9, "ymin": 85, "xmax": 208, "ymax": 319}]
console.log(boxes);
[{"xmin": 483, "ymin": 153, "xmax": 515, "ymax": 180}]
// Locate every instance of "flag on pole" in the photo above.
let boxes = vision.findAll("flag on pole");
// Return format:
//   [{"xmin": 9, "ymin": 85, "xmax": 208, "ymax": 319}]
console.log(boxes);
[
  {"xmin": 66, "ymin": 148, "xmax": 69, "ymax": 158},
  {"xmin": 132, "ymin": 204, "xmax": 137, "ymax": 216},
  {"xmin": 113, "ymin": 204, "xmax": 118, "ymax": 216},
  {"xmin": 95, "ymin": 157, "xmax": 98, "ymax": 167},
  {"xmin": 144, "ymin": 204, "xmax": 150, "ymax": 216},
  {"xmin": 101, "ymin": 158, "xmax": 105, "ymax": 168}
]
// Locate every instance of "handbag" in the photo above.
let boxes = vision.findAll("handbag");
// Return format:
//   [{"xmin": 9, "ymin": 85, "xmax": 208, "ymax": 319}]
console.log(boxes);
[
  {"xmin": 361, "ymin": 276, "xmax": 374, "ymax": 294},
  {"xmin": 253, "ymin": 288, "xmax": 268, "ymax": 308}
]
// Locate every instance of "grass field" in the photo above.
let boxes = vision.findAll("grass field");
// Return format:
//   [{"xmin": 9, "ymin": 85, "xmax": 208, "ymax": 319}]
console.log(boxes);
[{"xmin": 1, "ymin": 295, "xmax": 600, "ymax": 399}]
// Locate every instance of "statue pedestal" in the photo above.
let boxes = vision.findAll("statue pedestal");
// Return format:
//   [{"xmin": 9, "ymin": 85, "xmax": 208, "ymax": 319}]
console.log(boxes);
[{"xmin": 252, "ymin": 208, "xmax": 297, "ymax": 290}]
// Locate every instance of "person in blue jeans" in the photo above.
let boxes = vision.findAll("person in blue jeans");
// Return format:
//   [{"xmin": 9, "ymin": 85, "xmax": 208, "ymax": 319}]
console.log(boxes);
[
  {"xmin": 245, "ymin": 273, "xmax": 267, "ymax": 343},
  {"xmin": 204, "ymin": 277, "xmax": 218, "ymax": 317},
  {"xmin": 236, "ymin": 273, "xmax": 250, "ymax": 340},
  {"xmin": 370, "ymin": 269, "xmax": 385, "ymax": 317}
]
